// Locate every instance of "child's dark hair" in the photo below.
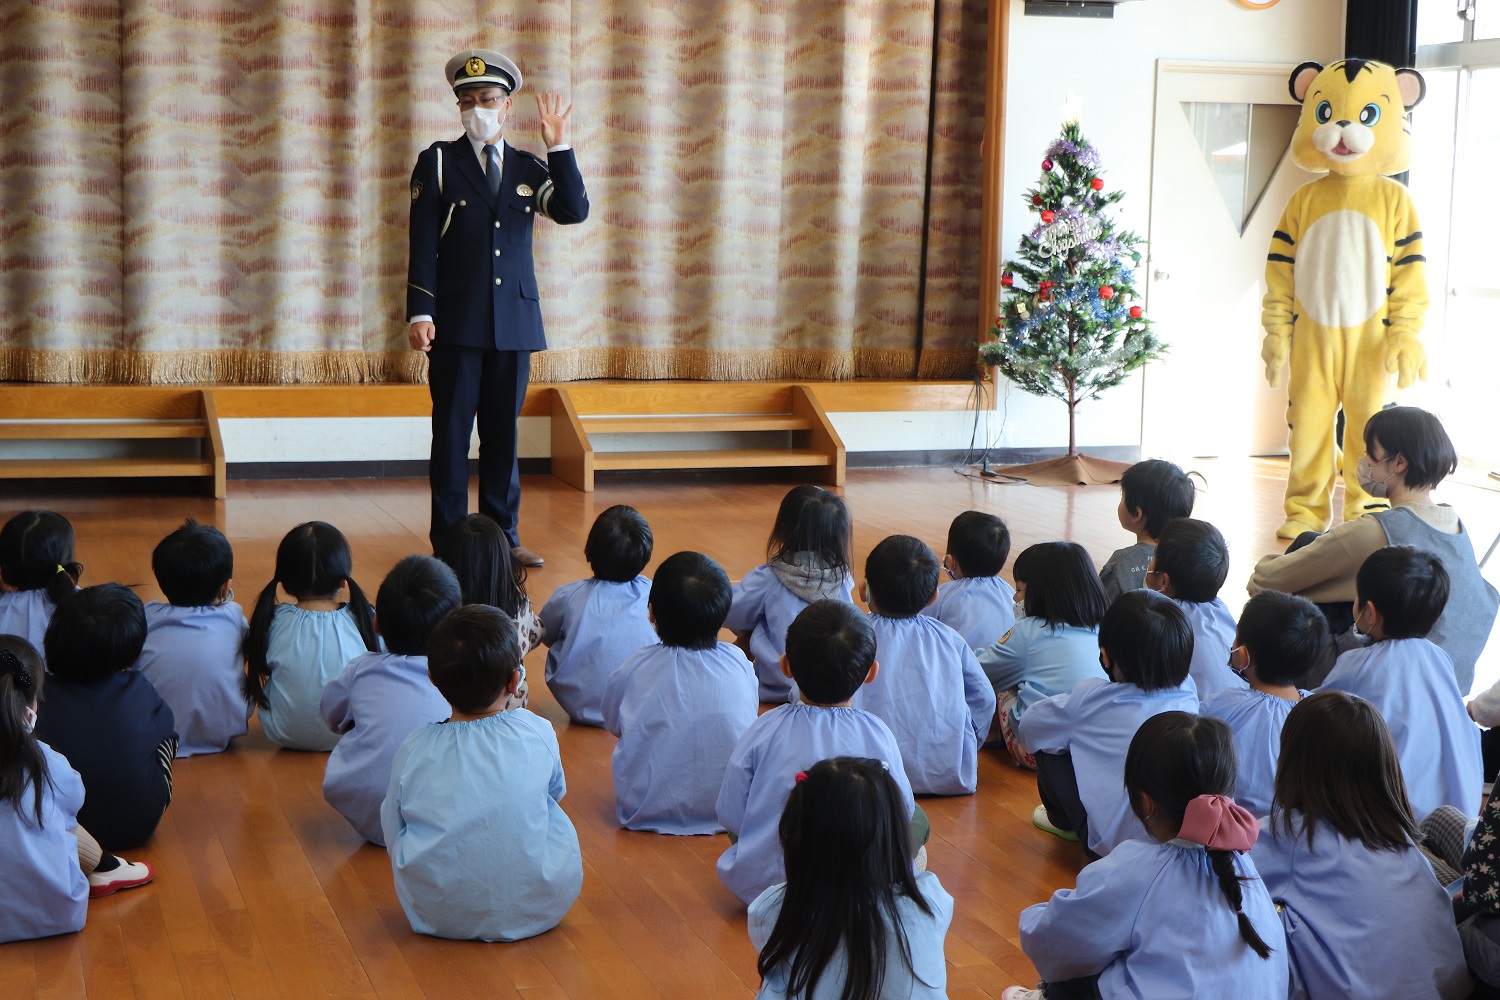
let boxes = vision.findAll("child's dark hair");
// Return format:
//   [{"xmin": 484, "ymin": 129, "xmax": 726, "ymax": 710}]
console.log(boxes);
[
  {"xmin": 864, "ymin": 535, "xmax": 939, "ymax": 618},
  {"xmin": 1235, "ymin": 591, "xmax": 1329, "ymax": 687},
  {"xmin": 767, "ymin": 485, "xmax": 852, "ymax": 580},
  {"xmin": 434, "ymin": 514, "xmax": 529, "ymax": 618},
  {"xmin": 0, "ymin": 510, "xmax": 82, "ymax": 605},
  {"xmin": 152, "ymin": 518, "xmax": 234, "ymax": 607},
  {"xmin": 1012, "ymin": 541, "xmax": 1108, "ymax": 630},
  {"xmin": 584, "ymin": 505, "xmax": 654, "ymax": 582},
  {"xmin": 1153, "ymin": 518, "xmax": 1229, "ymax": 603},
  {"xmin": 1363, "ymin": 405, "xmax": 1457, "ymax": 492},
  {"xmin": 427, "ymin": 604, "xmax": 520, "ymax": 714},
  {"xmin": 1098, "ymin": 590, "xmax": 1192, "ymax": 691},
  {"xmin": 1124, "ymin": 713, "xmax": 1273, "ymax": 961},
  {"xmin": 44, "ymin": 583, "xmax": 148, "ymax": 684},
  {"xmin": 946, "ymin": 511, "xmax": 1011, "ymax": 578},
  {"xmin": 758, "ymin": 757, "xmax": 934, "ymax": 1000},
  {"xmin": 1356, "ymin": 545, "xmax": 1448, "ymax": 639},
  {"xmin": 377, "ymin": 556, "xmax": 463, "ymax": 657},
  {"xmin": 1273, "ymin": 690, "xmax": 1418, "ymax": 852},
  {"xmin": 1120, "ymin": 459, "xmax": 1197, "ymax": 539},
  {"xmin": 784, "ymin": 600, "xmax": 876, "ymax": 705},
  {"xmin": 243, "ymin": 522, "xmax": 378, "ymax": 709},
  {"xmin": 649, "ymin": 551, "xmax": 732, "ymax": 650},
  {"xmin": 0, "ymin": 636, "xmax": 47, "ymax": 823}
]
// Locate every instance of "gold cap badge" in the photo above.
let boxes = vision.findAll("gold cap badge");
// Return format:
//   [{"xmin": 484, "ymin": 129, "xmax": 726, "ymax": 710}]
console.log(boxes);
[{"xmin": 466, "ymin": 57, "xmax": 486, "ymax": 77}]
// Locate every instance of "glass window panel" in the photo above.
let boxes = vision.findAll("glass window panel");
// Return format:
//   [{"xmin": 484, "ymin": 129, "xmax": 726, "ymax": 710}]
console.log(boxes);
[
  {"xmin": 1476, "ymin": 0, "xmax": 1500, "ymax": 39},
  {"xmin": 1419, "ymin": 0, "xmax": 1467, "ymax": 44},
  {"xmin": 1180, "ymin": 102, "xmax": 1297, "ymax": 235}
]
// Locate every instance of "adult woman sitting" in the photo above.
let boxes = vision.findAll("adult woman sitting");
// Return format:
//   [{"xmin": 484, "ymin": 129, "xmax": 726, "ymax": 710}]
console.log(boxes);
[{"xmin": 1249, "ymin": 405, "xmax": 1497, "ymax": 696}]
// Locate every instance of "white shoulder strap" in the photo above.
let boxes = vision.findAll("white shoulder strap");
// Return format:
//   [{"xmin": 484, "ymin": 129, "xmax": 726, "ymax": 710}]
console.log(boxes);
[{"xmin": 436, "ymin": 147, "xmax": 444, "ymax": 195}]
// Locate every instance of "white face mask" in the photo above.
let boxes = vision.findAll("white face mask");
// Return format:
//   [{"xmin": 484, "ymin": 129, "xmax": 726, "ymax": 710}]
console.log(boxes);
[
  {"xmin": 22, "ymin": 707, "xmax": 36, "ymax": 733},
  {"xmin": 1356, "ymin": 454, "xmax": 1393, "ymax": 498},
  {"xmin": 1014, "ymin": 597, "xmax": 1027, "ymax": 621},
  {"xmin": 461, "ymin": 106, "xmax": 504, "ymax": 144}
]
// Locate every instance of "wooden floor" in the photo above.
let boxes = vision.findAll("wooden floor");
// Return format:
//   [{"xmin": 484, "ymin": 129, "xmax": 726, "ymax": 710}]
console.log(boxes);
[{"xmin": 5, "ymin": 460, "xmax": 1500, "ymax": 999}]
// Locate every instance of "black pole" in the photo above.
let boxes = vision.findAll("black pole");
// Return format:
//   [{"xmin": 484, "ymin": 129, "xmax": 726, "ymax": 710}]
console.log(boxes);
[{"xmin": 1345, "ymin": 0, "xmax": 1419, "ymax": 67}]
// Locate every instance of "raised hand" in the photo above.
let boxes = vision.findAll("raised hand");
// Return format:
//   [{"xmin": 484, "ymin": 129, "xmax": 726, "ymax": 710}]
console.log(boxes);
[{"xmin": 536, "ymin": 92, "xmax": 573, "ymax": 148}]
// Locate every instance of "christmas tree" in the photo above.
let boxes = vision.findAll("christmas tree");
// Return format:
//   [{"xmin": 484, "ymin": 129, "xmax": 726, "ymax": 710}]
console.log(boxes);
[{"xmin": 980, "ymin": 120, "xmax": 1162, "ymax": 482}]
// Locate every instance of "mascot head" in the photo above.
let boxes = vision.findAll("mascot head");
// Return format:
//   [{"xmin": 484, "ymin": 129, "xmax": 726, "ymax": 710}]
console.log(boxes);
[{"xmin": 1288, "ymin": 59, "xmax": 1425, "ymax": 177}]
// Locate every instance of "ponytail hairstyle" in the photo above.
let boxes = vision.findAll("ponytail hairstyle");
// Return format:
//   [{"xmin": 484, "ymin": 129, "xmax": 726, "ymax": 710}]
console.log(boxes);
[
  {"xmin": 757, "ymin": 757, "xmax": 934, "ymax": 1000},
  {"xmin": 0, "ymin": 635, "xmax": 47, "ymax": 823},
  {"xmin": 767, "ymin": 485, "xmax": 852, "ymax": 580},
  {"xmin": 243, "ymin": 522, "xmax": 378, "ymax": 708},
  {"xmin": 1124, "ymin": 712, "xmax": 1274, "ymax": 961},
  {"xmin": 434, "ymin": 514, "xmax": 527, "ymax": 618},
  {"xmin": 0, "ymin": 511, "xmax": 82, "ymax": 606}
]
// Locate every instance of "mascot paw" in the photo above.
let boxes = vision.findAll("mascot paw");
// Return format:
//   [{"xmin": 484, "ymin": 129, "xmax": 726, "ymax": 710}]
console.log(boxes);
[
  {"xmin": 1275, "ymin": 518, "xmax": 1320, "ymax": 541},
  {"xmin": 1385, "ymin": 335, "xmax": 1427, "ymax": 390},
  {"xmin": 1260, "ymin": 334, "xmax": 1290, "ymax": 389}
]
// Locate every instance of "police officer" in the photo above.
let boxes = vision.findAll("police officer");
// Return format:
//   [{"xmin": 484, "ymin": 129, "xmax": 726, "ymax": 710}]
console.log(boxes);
[{"xmin": 407, "ymin": 49, "xmax": 588, "ymax": 567}]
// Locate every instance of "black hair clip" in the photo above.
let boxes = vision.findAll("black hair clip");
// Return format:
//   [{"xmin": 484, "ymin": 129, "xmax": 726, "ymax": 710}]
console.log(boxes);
[{"xmin": 0, "ymin": 648, "xmax": 31, "ymax": 688}]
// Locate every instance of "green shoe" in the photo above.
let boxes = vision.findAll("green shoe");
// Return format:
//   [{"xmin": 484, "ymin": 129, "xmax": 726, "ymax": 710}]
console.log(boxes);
[{"xmin": 1033, "ymin": 803, "xmax": 1079, "ymax": 842}]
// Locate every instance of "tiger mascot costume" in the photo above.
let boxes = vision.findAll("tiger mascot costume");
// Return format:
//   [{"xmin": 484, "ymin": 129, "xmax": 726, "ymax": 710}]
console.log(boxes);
[{"xmin": 1261, "ymin": 59, "xmax": 1428, "ymax": 538}]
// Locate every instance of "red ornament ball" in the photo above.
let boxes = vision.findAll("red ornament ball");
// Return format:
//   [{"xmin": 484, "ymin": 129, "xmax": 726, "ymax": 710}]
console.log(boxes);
[
  {"xmin": 1099, "ymin": 286, "xmax": 1115, "ymax": 299},
  {"xmin": 1032, "ymin": 194, "xmax": 1043, "ymax": 206},
  {"xmin": 995, "ymin": 315, "xmax": 1004, "ymax": 326},
  {"xmin": 1040, "ymin": 210, "xmax": 1056, "ymax": 224},
  {"xmin": 1042, "ymin": 157, "xmax": 1054, "ymax": 172},
  {"xmin": 1090, "ymin": 178, "xmax": 1104, "ymax": 191},
  {"xmin": 1129, "ymin": 305, "xmax": 1143, "ymax": 319},
  {"xmin": 1001, "ymin": 272, "xmax": 1014, "ymax": 287}
]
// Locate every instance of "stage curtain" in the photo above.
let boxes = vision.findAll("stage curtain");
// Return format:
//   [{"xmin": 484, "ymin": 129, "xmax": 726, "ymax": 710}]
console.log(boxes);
[{"xmin": 0, "ymin": 0, "xmax": 987, "ymax": 385}]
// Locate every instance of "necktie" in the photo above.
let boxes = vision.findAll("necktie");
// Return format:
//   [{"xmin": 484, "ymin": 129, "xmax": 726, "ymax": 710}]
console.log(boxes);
[{"xmin": 483, "ymin": 144, "xmax": 501, "ymax": 198}]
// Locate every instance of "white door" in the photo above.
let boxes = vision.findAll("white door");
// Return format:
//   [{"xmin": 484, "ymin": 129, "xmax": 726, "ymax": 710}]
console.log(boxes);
[{"xmin": 1142, "ymin": 62, "xmax": 1321, "ymax": 459}]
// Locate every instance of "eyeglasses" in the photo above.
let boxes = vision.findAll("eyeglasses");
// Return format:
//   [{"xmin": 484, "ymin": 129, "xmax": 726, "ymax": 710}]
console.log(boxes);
[{"xmin": 457, "ymin": 94, "xmax": 507, "ymax": 111}]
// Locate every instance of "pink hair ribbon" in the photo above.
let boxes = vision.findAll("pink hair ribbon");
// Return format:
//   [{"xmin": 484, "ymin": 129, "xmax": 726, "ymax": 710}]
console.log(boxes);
[{"xmin": 1178, "ymin": 794, "xmax": 1259, "ymax": 852}]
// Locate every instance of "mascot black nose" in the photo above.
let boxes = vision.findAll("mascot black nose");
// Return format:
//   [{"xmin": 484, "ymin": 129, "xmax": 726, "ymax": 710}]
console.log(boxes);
[{"xmin": 1335, "ymin": 120, "xmax": 1352, "ymax": 127}]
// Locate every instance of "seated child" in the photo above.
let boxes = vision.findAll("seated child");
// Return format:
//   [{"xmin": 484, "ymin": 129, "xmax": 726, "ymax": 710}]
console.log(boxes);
[
  {"xmin": 1456, "ymin": 783, "xmax": 1500, "ymax": 986},
  {"xmin": 976, "ymin": 541, "xmax": 1108, "ymax": 770},
  {"xmin": 1252, "ymin": 691, "xmax": 1471, "ymax": 1000},
  {"xmin": 1098, "ymin": 459, "xmax": 1196, "ymax": 602},
  {"xmin": 923, "ymin": 510, "xmax": 1016, "ymax": 648},
  {"xmin": 0, "ymin": 635, "xmax": 152, "ymax": 943},
  {"xmin": 724, "ymin": 485, "xmax": 856, "ymax": 702},
  {"xmin": 244, "ymin": 521, "xmax": 380, "ymax": 751},
  {"xmin": 1146, "ymin": 517, "xmax": 1246, "ymax": 701},
  {"xmin": 0, "ymin": 510, "xmax": 82, "ymax": 662},
  {"xmin": 1019, "ymin": 590, "xmax": 1199, "ymax": 858},
  {"xmin": 1320, "ymin": 545, "xmax": 1483, "ymax": 819},
  {"xmin": 1005, "ymin": 713, "xmax": 1285, "ymax": 1000},
  {"xmin": 137, "ymin": 519, "xmax": 251, "ymax": 757},
  {"xmin": 1201, "ymin": 590, "xmax": 1326, "ymax": 818},
  {"xmin": 435, "ymin": 513, "xmax": 542, "ymax": 710},
  {"xmin": 34, "ymin": 585, "xmax": 178, "ymax": 850},
  {"xmin": 717, "ymin": 600, "xmax": 918, "ymax": 906},
  {"xmin": 539, "ymin": 504, "xmax": 657, "ymax": 726},
  {"xmin": 382, "ymin": 605, "xmax": 582, "ymax": 942},
  {"xmin": 320, "ymin": 555, "xmax": 462, "ymax": 846},
  {"xmin": 852, "ymin": 535, "xmax": 995, "ymax": 795},
  {"xmin": 752, "ymin": 757, "xmax": 953, "ymax": 1000},
  {"xmin": 600, "ymin": 551, "xmax": 758, "ymax": 834}
]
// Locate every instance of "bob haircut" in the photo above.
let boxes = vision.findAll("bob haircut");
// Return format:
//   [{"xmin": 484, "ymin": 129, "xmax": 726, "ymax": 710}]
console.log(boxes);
[
  {"xmin": 1013, "ymin": 541, "xmax": 1108, "ymax": 630},
  {"xmin": 1362, "ymin": 405, "xmax": 1457, "ymax": 492}
]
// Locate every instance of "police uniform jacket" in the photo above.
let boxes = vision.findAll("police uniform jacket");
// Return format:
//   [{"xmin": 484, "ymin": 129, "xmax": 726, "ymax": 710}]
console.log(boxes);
[{"xmin": 406, "ymin": 140, "xmax": 588, "ymax": 351}]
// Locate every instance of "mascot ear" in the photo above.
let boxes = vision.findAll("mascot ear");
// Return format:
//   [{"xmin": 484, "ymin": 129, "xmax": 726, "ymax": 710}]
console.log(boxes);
[
  {"xmin": 1395, "ymin": 67, "xmax": 1426, "ymax": 110},
  {"xmin": 1288, "ymin": 61, "xmax": 1322, "ymax": 103}
]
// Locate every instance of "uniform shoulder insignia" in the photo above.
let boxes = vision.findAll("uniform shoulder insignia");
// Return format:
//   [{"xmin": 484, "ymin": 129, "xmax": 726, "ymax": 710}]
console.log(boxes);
[{"xmin": 997, "ymin": 627, "xmax": 1014, "ymax": 645}]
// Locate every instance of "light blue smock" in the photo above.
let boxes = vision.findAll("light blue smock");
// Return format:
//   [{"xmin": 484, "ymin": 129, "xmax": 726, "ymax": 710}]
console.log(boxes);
[
  {"xmin": 0, "ymin": 742, "xmax": 88, "ymax": 944},
  {"xmin": 723, "ymin": 564, "xmax": 856, "ymax": 702},
  {"xmin": 1020, "ymin": 838, "xmax": 1287, "ymax": 1000},
  {"xmin": 1253, "ymin": 812, "xmax": 1472, "ymax": 1000},
  {"xmin": 381, "ymin": 709, "xmax": 582, "ymax": 942},
  {"xmin": 748, "ymin": 871, "xmax": 953, "ymax": 1000},
  {"xmin": 974, "ymin": 617, "xmax": 1103, "ymax": 730},
  {"xmin": 320, "ymin": 651, "xmax": 450, "ymax": 846},
  {"xmin": 1173, "ymin": 596, "xmax": 1247, "ymax": 702},
  {"xmin": 1320, "ymin": 637, "xmax": 1483, "ymax": 818},
  {"xmin": 137, "ymin": 601, "xmax": 251, "ymax": 757},
  {"xmin": 717, "ymin": 704, "xmax": 914, "ymax": 905},
  {"xmin": 259, "ymin": 603, "xmax": 372, "ymax": 751},
  {"xmin": 1200, "ymin": 686, "xmax": 1307, "ymax": 819},
  {"xmin": 1018, "ymin": 676, "xmax": 1200, "ymax": 856},
  {"xmin": 0, "ymin": 589, "xmax": 58, "ymax": 666},
  {"xmin": 923, "ymin": 575, "xmax": 1016, "ymax": 649},
  {"xmin": 851, "ymin": 613, "xmax": 995, "ymax": 795},
  {"xmin": 539, "ymin": 575, "xmax": 656, "ymax": 726},
  {"xmin": 601, "ymin": 640, "xmax": 759, "ymax": 834}
]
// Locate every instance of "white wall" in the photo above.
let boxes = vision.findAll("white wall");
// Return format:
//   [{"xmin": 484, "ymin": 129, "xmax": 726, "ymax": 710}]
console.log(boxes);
[{"xmin": 994, "ymin": 0, "xmax": 1346, "ymax": 451}]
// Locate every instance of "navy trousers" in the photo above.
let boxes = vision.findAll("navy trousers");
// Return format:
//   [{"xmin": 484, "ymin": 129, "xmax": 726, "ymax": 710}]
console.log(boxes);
[{"xmin": 427, "ymin": 346, "xmax": 531, "ymax": 550}]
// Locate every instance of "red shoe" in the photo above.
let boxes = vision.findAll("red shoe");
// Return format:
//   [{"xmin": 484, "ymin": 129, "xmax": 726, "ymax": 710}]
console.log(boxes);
[{"xmin": 88, "ymin": 858, "xmax": 154, "ymax": 897}]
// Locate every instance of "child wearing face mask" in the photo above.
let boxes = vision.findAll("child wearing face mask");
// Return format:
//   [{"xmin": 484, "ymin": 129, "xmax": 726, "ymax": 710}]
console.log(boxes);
[
  {"xmin": 923, "ymin": 511, "xmax": 1017, "ymax": 649},
  {"xmin": 975, "ymin": 542, "xmax": 1109, "ymax": 769}
]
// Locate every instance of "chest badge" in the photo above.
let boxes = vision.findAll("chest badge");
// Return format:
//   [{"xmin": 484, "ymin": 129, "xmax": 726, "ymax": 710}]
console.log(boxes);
[{"xmin": 515, "ymin": 183, "xmax": 534, "ymax": 198}]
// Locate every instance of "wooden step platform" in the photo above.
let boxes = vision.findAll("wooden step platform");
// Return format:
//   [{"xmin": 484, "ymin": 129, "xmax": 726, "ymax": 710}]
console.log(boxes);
[
  {"xmin": 0, "ymin": 387, "xmax": 225, "ymax": 498},
  {"xmin": 550, "ymin": 383, "xmax": 845, "ymax": 492}
]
